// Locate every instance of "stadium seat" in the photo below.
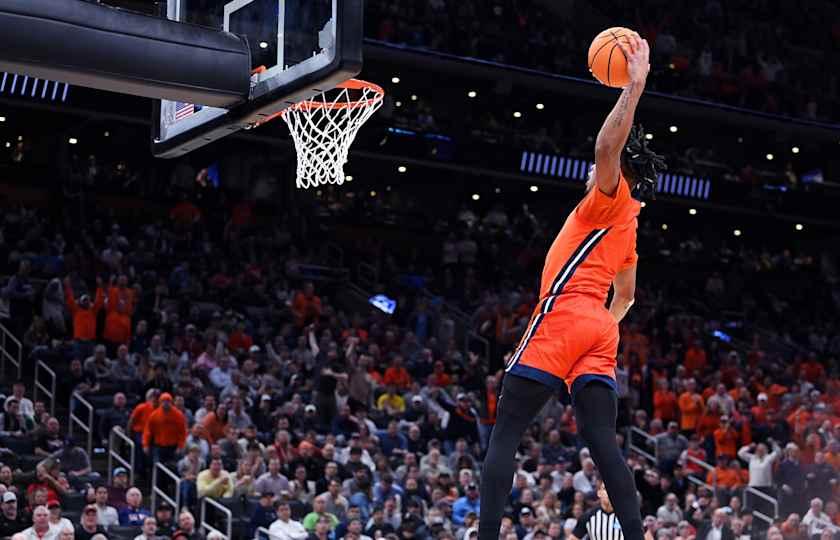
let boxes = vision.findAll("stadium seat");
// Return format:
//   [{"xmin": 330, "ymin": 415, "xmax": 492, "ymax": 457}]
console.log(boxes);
[{"xmin": 107, "ymin": 525, "xmax": 142, "ymax": 540}]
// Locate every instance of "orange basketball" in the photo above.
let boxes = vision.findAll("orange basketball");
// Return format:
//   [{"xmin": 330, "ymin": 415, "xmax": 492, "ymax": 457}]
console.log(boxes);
[{"xmin": 588, "ymin": 27, "xmax": 634, "ymax": 88}]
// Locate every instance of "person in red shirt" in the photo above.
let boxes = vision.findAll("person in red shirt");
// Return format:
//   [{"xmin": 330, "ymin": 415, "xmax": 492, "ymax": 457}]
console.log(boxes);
[
  {"xmin": 143, "ymin": 392, "xmax": 188, "ymax": 465},
  {"xmin": 713, "ymin": 415, "xmax": 740, "ymax": 460},
  {"xmin": 678, "ymin": 378, "xmax": 705, "ymax": 434},
  {"xmin": 479, "ymin": 34, "xmax": 662, "ymax": 540},
  {"xmin": 292, "ymin": 283, "xmax": 322, "ymax": 328},
  {"xmin": 383, "ymin": 356, "xmax": 412, "ymax": 390},
  {"xmin": 103, "ymin": 275, "xmax": 135, "ymax": 346},
  {"xmin": 64, "ymin": 277, "xmax": 104, "ymax": 345},
  {"xmin": 684, "ymin": 340, "xmax": 707, "ymax": 375},
  {"xmin": 800, "ymin": 353, "xmax": 826, "ymax": 384},
  {"xmin": 127, "ymin": 389, "xmax": 159, "ymax": 475},
  {"xmin": 228, "ymin": 320, "xmax": 253, "ymax": 354},
  {"xmin": 681, "ymin": 436, "xmax": 708, "ymax": 477},
  {"xmin": 430, "ymin": 361, "xmax": 452, "ymax": 387},
  {"xmin": 653, "ymin": 379, "xmax": 678, "ymax": 422}
]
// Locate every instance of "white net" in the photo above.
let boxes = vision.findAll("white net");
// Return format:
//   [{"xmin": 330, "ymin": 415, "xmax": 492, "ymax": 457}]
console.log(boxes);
[{"xmin": 281, "ymin": 81, "xmax": 384, "ymax": 189}]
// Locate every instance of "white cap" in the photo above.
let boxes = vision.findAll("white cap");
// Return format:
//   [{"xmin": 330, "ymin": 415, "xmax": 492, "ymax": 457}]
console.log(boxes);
[
  {"xmin": 305, "ymin": 404, "xmax": 316, "ymax": 413},
  {"xmin": 757, "ymin": 393, "xmax": 768, "ymax": 401},
  {"xmin": 249, "ymin": 345, "xmax": 261, "ymax": 353}
]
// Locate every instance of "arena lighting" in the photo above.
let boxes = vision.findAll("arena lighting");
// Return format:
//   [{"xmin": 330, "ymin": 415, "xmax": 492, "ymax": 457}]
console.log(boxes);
[
  {"xmin": 104, "ymin": 131, "xmax": 109, "ymax": 137},
  {"xmin": 68, "ymin": 137, "xmax": 78, "ymax": 144},
  {"xmin": 669, "ymin": 125, "xmax": 678, "ymax": 133},
  {"xmin": 536, "ymin": 103, "xmax": 545, "ymax": 110},
  {"xmin": 467, "ymin": 90, "xmax": 477, "ymax": 98},
  {"xmin": 661, "ymin": 224, "xmax": 668, "ymax": 230},
  {"xmin": 395, "ymin": 101, "xmax": 402, "ymax": 107},
  {"xmin": 737, "ymin": 137, "xmax": 743, "ymax": 143},
  {"xmin": 370, "ymin": 190, "xmax": 376, "ymax": 197},
  {"xmin": 0, "ymin": 116, "xmax": 5, "ymax": 122},
  {"xmin": 513, "ymin": 111, "xmax": 522, "ymax": 118},
  {"xmin": 472, "ymin": 193, "xmax": 480, "ymax": 201},
  {"xmin": 344, "ymin": 175, "xmax": 353, "ymax": 181},
  {"xmin": 766, "ymin": 153, "xmax": 774, "ymax": 160},
  {"xmin": 494, "ymin": 187, "xmax": 501, "ymax": 194},
  {"xmin": 17, "ymin": 135, "xmax": 22, "ymax": 141},
  {"xmin": 258, "ymin": 41, "xmax": 268, "ymax": 49},
  {"xmin": 645, "ymin": 133, "xmax": 653, "ymax": 140},
  {"xmin": 391, "ymin": 76, "xmax": 400, "ymax": 84},
  {"xmin": 795, "ymin": 223, "xmax": 804, "ymax": 231},
  {"xmin": 4, "ymin": 142, "xmax": 9, "ymax": 148},
  {"xmin": 397, "ymin": 165, "xmax": 407, "ymax": 173},
  {"xmin": 792, "ymin": 146, "xmax": 800, "ymax": 154},
  {"xmin": 640, "ymin": 201, "xmax": 646, "ymax": 208},
  {"xmin": 529, "ymin": 185, "xmax": 539, "ymax": 192},
  {"xmin": 689, "ymin": 208, "xmax": 697, "ymax": 215},
  {"xmin": 410, "ymin": 94, "xmax": 418, "ymax": 101},
  {"xmin": 733, "ymin": 229, "xmax": 742, "ymax": 236}
]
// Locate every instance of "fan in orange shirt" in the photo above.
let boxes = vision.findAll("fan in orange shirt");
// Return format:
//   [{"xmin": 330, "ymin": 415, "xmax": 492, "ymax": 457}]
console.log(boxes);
[
  {"xmin": 383, "ymin": 356, "xmax": 412, "ymax": 390},
  {"xmin": 678, "ymin": 379, "xmax": 705, "ymax": 434},
  {"xmin": 684, "ymin": 340, "xmax": 707, "ymax": 375},
  {"xmin": 653, "ymin": 379, "xmax": 678, "ymax": 422},
  {"xmin": 713, "ymin": 415, "xmax": 740, "ymax": 459}
]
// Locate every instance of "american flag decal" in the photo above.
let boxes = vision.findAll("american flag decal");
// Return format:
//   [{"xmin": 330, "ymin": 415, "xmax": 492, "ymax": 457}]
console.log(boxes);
[{"xmin": 174, "ymin": 102, "xmax": 202, "ymax": 120}]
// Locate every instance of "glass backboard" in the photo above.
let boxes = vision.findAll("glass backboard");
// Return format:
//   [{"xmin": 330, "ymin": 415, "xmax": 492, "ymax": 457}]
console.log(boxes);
[{"xmin": 152, "ymin": 0, "xmax": 362, "ymax": 158}]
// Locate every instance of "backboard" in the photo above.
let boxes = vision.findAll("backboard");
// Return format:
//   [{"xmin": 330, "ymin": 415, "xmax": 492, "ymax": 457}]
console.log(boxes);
[{"xmin": 152, "ymin": 0, "xmax": 363, "ymax": 158}]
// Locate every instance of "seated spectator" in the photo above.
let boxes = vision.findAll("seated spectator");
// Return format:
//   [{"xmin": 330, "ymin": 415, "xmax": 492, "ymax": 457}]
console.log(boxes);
[
  {"xmin": 154, "ymin": 503, "xmax": 176, "ymax": 537},
  {"xmin": 133, "ymin": 517, "xmax": 158, "ymax": 540},
  {"xmin": 5, "ymin": 381, "xmax": 35, "ymax": 421},
  {"xmin": 109, "ymin": 345, "xmax": 137, "ymax": 388},
  {"xmin": 383, "ymin": 356, "xmax": 411, "ymax": 391},
  {"xmin": 84, "ymin": 345, "xmax": 112, "ymax": 381},
  {"xmin": 302, "ymin": 496, "xmax": 339, "ymax": 532},
  {"xmin": 452, "ymin": 483, "xmax": 480, "ymax": 526},
  {"xmin": 75, "ymin": 505, "xmax": 108, "ymax": 540},
  {"xmin": 0, "ymin": 399, "xmax": 33, "ymax": 437},
  {"xmin": 22, "ymin": 506, "xmax": 51, "ymax": 540},
  {"xmin": 376, "ymin": 385, "xmax": 406, "ymax": 417},
  {"xmin": 656, "ymin": 493, "xmax": 683, "ymax": 526},
  {"xmin": 118, "ymin": 488, "xmax": 151, "ymax": 526},
  {"xmin": 107, "ymin": 468, "xmax": 130, "ymax": 509},
  {"xmin": 48, "ymin": 437, "xmax": 96, "ymax": 488},
  {"xmin": 176, "ymin": 510, "xmax": 205, "ymax": 540},
  {"xmin": 0, "ymin": 492, "xmax": 28, "ymax": 538},
  {"xmin": 802, "ymin": 498, "xmax": 832, "ymax": 539},
  {"xmin": 376, "ymin": 422, "xmax": 407, "ymax": 459},
  {"xmin": 572, "ymin": 459, "xmax": 596, "ymax": 496},
  {"xmin": 196, "ymin": 458, "xmax": 232, "ymax": 499},
  {"xmin": 269, "ymin": 501, "xmax": 308, "ymax": 540},
  {"xmin": 46, "ymin": 501, "xmax": 73, "ymax": 538},
  {"xmin": 98, "ymin": 392, "xmax": 130, "ymax": 446},
  {"xmin": 34, "ymin": 418, "xmax": 64, "ymax": 457},
  {"xmin": 696, "ymin": 508, "xmax": 734, "ymax": 540},
  {"xmin": 248, "ymin": 493, "xmax": 277, "ymax": 539},
  {"xmin": 93, "ymin": 485, "xmax": 119, "ymax": 530}
]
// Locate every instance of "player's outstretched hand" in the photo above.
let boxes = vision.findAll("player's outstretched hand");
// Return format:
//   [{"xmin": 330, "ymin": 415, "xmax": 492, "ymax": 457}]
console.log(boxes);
[{"xmin": 617, "ymin": 32, "xmax": 650, "ymax": 87}]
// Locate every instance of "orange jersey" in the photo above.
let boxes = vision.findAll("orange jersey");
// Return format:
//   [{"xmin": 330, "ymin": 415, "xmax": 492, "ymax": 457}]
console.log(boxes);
[{"xmin": 507, "ymin": 178, "xmax": 640, "ymax": 395}]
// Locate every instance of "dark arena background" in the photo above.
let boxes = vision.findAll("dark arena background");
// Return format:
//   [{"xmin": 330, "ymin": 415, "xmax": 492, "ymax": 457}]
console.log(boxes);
[{"xmin": 0, "ymin": 1, "xmax": 838, "ymax": 540}]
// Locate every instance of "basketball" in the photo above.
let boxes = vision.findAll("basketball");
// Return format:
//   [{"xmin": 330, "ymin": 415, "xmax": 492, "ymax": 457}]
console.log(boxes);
[{"xmin": 588, "ymin": 27, "xmax": 634, "ymax": 88}]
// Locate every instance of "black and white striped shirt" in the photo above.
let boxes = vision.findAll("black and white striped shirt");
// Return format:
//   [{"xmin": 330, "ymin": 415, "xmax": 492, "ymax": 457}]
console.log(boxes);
[{"xmin": 572, "ymin": 508, "xmax": 624, "ymax": 540}]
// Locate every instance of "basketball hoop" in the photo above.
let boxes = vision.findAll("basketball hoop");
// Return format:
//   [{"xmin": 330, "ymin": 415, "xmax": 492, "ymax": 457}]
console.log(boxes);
[{"xmin": 279, "ymin": 79, "xmax": 384, "ymax": 189}]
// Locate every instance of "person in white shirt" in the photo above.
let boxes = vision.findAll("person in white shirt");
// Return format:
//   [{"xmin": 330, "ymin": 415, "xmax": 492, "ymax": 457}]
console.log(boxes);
[
  {"xmin": 737, "ymin": 441, "xmax": 781, "ymax": 487},
  {"xmin": 47, "ymin": 502, "xmax": 73, "ymax": 539},
  {"xmin": 93, "ymin": 485, "xmax": 119, "ymax": 529},
  {"xmin": 21, "ymin": 506, "xmax": 56, "ymax": 540},
  {"xmin": 572, "ymin": 459, "xmax": 597, "ymax": 496},
  {"xmin": 268, "ymin": 501, "xmax": 308, "ymax": 540},
  {"xmin": 656, "ymin": 493, "xmax": 683, "ymax": 526},
  {"xmin": 133, "ymin": 517, "xmax": 159, "ymax": 540},
  {"xmin": 5, "ymin": 382, "xmax": 35, "ymax": 420},
  {"xmin": 802, "ymin": 498, "xmax": 832, "ymax": 538}
]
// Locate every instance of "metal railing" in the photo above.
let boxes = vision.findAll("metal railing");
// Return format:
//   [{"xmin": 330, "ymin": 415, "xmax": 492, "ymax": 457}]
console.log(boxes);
[
  {"xmin": 626, "ymin": 427, "xmax": 658, "ymax": 465},
  {"xmin": 107, "ymin": 427, "xmax": 136, "ymax": 487},
  {"xmin": 68, "ymin": 391, "xmax": 94, "ymax": 456},
  {"xmin": 742, "ymin": 486, "xmax": 779, "ymax": 520},
  {"xmin": 685, "ymin": 455, "xmax": 716, "ymax": 492},
  {"xmin": 151, "ymin": 462, "xmax": 181, "ymax": 512},
  {"xmin": 255, "ymin": 527, "xmax": 276, "ymax": 540},
  {"xmin": 34, "ymin": 360, "xmax": 56, "ymax": 416},
  {"xmin": 0, "ymin": 322, "xmax": 22, "ymax": 380},
  {"xmin": 200, "ymin": 497, "xmax": 232, "ymax": 540}
]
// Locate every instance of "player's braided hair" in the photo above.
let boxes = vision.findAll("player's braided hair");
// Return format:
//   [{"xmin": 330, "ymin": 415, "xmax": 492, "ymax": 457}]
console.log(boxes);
[{"xmin": 621, "ymin": 124, "xmax": 666, "ymax": 200}]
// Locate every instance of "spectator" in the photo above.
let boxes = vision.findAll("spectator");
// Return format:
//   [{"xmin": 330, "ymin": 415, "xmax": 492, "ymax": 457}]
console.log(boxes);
[
  {"xmin": 21, "ymin": 506, "xmax": 52, "ymax": 540},
  {"xmin": 0, "ymin": 493, "xmax": 28, "ymax": 538},
  {"xmin": 98, "ymin": 393, "xmax": 130, "ymax": 446},
  {"xmin": 254, "ymin": 458, "xmax": 289, "ymax": 497},
  {"xmin": 196, "ymin": 458, "xmax": 232, "ymax": 499},
  {"xmin": 142, "ymin": 392, "xmax": 188, "ymax": 465},
  {"xmin": 707, "ymin": 384, "xmax": 736, "ymax": 417},
  {"xmin": 778, "ymin": 444, "xmax": 806, "ymax": 517},
  {"xmin": 653, "ymin": 380, "xmax": 678, "ymax": 423},
  {"xmin": 657, "ymin": 492, "xmax": 683, "ymax": 526},
  {"xmin": 0, "ymin": 399, "xmax": 32, "ymax": 437},
  {"xmin": 248, "ymin": 493, "xmax": 276, "ymax": 539},
  {"xmin": 92, "ymin": 485, "xmax": 119, "ymax": 530},
  {"xmin": 696, "ymin": 508, "xmax": 734, "ymax": 540},
  {"xmin": 133, "ymin": 517, "xmax": 158, "ymax": 540},
  {"xmin": 127, "ymin": 389, "xmax": 160, "ymax": 473},
  {"xmin": 320, "ymin": 480, "xmax": 349, "ymax": 520},
  {"xmin": 802, "ymin": 498, "xmax": 832, "ymax": 538},
  {"xmin": 103, "ymin": 275, "xmax": 136, "ymax": 346},
  {"xmin": 677, "ymin": 379, "xmax": 704, "ymax": 435},
  {"xmin": 572, "ymin": 459, "xmax": 597, "ymax": 496},
  {"xmin": 452, "ymin": 483, "xmax": 480, "ymax": 526},
  {"xmin": 656, "ymin": 422, "xmax": 689, "ymax": 473},
  {"xmin": 5, "ymin": 381, "xmax": 35, "ymax": 421},
  {"xmin": 292, "ymin": 283, "xmax": 322, "ymax": 328},
  {"xmin": 154, "ymin": 504, "xmax": 176, "ymax": 537},
  {"xmin": 46, "ymin": 502, "xmax": 72, "ymax": 538},
  {"xmin": 383, "ymin": 357, "xmax": 411, "ymax": 391},
  {"xmin": 176, "ymin": 511, "xmax": 205, "ymax": 540},
  {"xmin": 48, "ymin": 437, "xmax": 96, "ymax": 488},
  {"xmin": 804, "ymin": 452, "xmax": 835, "ymax": 502},
  {"xmin": 376, "ymin": 386, "xmax": 406, "ymax": 417},
  {"xmin": 107, "ymin": 467, "xmax": 130, "ymax": 509},
  {"xmin": 713, "ymin": 415, "xmax": 739, "ymax": 460},
  {"xmin": 268, "ymin": 501, "xmax": 308, "ymax": 540},
  {"xmin": 302, "ymin": 496, "xmax": 338, "ymax": 532},
  {"xmin": 118, "ymin": 488, "xmax": 151, "ymax": 526},
  {"xmin": 34, "ymin": 417, "xmax": 64, "ymax": 456}
]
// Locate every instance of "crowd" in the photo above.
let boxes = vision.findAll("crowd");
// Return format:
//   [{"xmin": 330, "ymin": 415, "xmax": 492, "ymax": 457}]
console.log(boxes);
[
  {"xmin": 365, "ymin": 0, "xmax": 840, "ymax": 122},
  {"xmin": 0, "ymin": 158, "xmax": 838, "ymax": 540}
]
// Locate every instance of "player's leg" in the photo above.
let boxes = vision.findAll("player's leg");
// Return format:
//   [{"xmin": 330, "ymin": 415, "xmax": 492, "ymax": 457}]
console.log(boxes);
[
  {"xmin": 478, "ymin": 374, "xmax": 555, "ymax": 540},
  {"xmin": 574, "ymin": 381, "xmax": 644, "ymax": 540}
]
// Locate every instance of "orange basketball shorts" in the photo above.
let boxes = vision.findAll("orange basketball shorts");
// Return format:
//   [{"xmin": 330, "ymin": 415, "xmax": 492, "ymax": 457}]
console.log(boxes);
[{"xmin": 505, "ymin": 295, "xmax": 618, "ymax": 400}]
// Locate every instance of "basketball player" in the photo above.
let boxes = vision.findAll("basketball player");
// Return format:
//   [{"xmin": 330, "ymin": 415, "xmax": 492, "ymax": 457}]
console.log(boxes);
[{"xmin": 478, "ymin": 34, "xmax": 663, "ymax": 540}]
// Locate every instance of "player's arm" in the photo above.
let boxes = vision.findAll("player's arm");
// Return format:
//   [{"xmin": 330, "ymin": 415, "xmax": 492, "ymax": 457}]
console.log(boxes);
[
  {"xmin": 593, "ymin": 34, "xmax": 650, "ymax": 196},
  {"xmin": 609, "ymin": 263, "xmax": 636, "ymax": 323}
]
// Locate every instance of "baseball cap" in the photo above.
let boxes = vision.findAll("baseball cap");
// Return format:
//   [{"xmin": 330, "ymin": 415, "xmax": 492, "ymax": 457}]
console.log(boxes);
[
  {"xmin": 159, "ymin": 392, "xmax": 173, "ymax": 402},
  {"xmin": 467, "ymin": 483, "xmax": 478, "ymax": 491},
  {"xmin": 520, "ymin": 507, "xmax": 533, "ymax": 516},
  {"xmin": 249, "ymin": 345, "xmax": 261, "ymax": 353},
  {"xmin": 261, "ymin": 394, "xmax": 272, "ymax": 401},
  {"xmin": 48, "ymin": 500, "xmax": 61, "ymax": 509},
  {"xmin": 456, "ymin": 393, "xmax": 468, "ymax": 401},
  {"xmin": 2, "ymin": 492, "xmax": 16, "ymax": 503},
  {"xmin": 113, "ymin": 467, "xmax": 128, "ymax": 477},
  {"xmin": 83, "ymin": 505, "xmax": 97, "ymax": 514},
  {"xmin": 305, "ymin": 404, "xmax": 316, "ymax": 413},
  {"xmin": 757, "ymin": 393, "xmax": 768, "ymax": 401},
  {"xmin": 412, "ymin": 395, "xmax": 424, "ymax": 403}
]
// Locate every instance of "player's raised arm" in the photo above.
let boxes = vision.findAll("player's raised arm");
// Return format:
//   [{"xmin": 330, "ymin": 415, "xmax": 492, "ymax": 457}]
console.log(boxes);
[
  {"xmin": 609, "ymin": 263, "xmax": 636, "ymax": 323},
  {"xmin": 593, "ymin": 34, "xmax": 650, "ymax": 196}
]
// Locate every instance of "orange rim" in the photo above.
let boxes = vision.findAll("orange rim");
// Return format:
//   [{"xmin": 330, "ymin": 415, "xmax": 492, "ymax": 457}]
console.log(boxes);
[{"xmin": 282, "ymin": 79, "xmax": 385, "ymax": 113}]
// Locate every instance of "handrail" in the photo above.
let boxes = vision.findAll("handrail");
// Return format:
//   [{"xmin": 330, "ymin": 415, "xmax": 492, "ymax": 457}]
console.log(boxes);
[
  {"xmin": 742, "ymin": 486, "xmax": 779, "ymax": 519},
  {"xmin": 201, "ymin": 497, "xmax": 233, "ymax": 540},
  {"xmin": 0, "ymin": 322, "xmax": 22, "ymax": 380},
  {"xmin": 107, "ymin": 427, "xmax": 136, "ymax": 487},
  {"xmin": 34, "ymin": 360, "xmax": 57, "ymax": 416},
  {"xmin": 255, "ymin": 526, "xmax": 277, "ymax": 540},
  {"xmin": 151, "ymin": 462, "xmax": 181, "ymax": 512},
  {"xmin": 685, "ymin": 455, "xmax": 717, "ymax": 492},
  {"xmin": 68, "ymin": 391, "xmax": 94, "ymax": 456},
  {"xmin": 627, "ymin": 427, "xmax": 658, "ymax": 465},
  {"xmin": 752, "ymin": 510, "xmax": 774, "ymax": 527}
]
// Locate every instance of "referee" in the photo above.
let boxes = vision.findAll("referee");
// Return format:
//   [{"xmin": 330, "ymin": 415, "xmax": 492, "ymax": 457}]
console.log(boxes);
[{"xmin": 570, "ymin": 480, "xmax": 649, "ymax": 540}]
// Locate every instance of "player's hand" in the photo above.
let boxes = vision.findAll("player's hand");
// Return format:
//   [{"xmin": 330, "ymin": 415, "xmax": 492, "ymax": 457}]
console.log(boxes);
[{"xmin": 617, "ymin": 33, "xmax": 650, "ymax": 86}]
